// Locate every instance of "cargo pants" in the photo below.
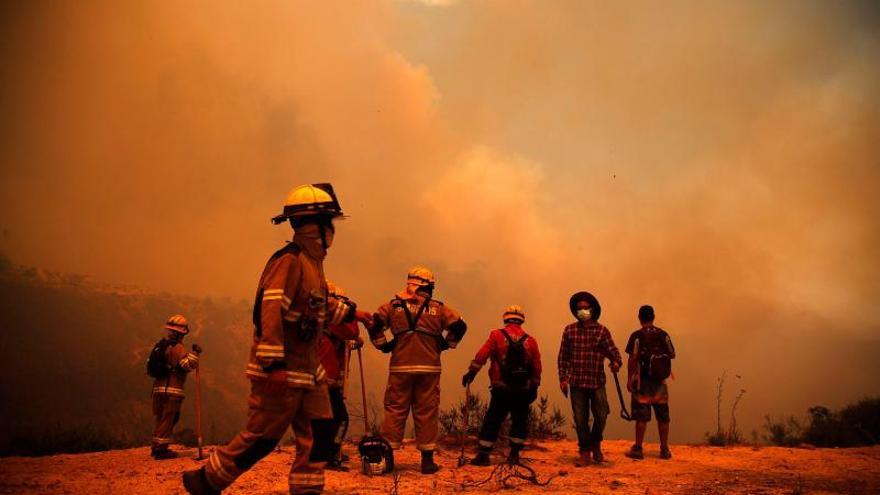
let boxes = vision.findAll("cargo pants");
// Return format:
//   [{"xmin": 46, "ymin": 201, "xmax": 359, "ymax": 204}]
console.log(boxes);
[
  {"xmin": 205, "ymin": 381, "xmax": 333, "ymax": 494},
  {"xmin": 380, "ymin": 373, "xmax": 440, "ymax": 451}
]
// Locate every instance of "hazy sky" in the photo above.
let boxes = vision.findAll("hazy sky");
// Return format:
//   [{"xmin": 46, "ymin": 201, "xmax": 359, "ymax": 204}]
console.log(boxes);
[{"xmin": 1, "ymin": 1, "xmax": 878, "ymax": 440}]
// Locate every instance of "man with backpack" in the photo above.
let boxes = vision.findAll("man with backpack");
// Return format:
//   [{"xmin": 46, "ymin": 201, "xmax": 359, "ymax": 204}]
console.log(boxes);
[
  {"xmin": 183, "ymin": 183, "xmax": 372, "ymax": 495},
  {"xmin": 147, "ymin": 314, "xmax": 201, "ymax": 460},
  {"xmin": 625, "ymin": 305, "xmax": 675, "ymax": 460},
  {"xmin": 368, "ymin": 266, "xmax": 467, "ymax": 474},
  {"xmin": 558, "ymin": 291, "xmax": 622, "ymax": 466},
  {"xmin": 462, "ymin": 305, "xmax": 542, "ymax": 466}
]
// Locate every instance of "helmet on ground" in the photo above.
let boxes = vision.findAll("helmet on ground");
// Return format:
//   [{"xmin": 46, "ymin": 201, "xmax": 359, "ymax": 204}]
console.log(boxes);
[
  {"xmin": 568, "ymin": 291, "xmax": 602, "ymax": 320},
  {"xmin": 407, "ymin": 266, "xmax": 435, "ymax": 288},
  {"xmin": 502, "ymin": 305, "xmax": 525, "ymax": 324},
  {"xmin": 165, "ymin": 314, "xmax": 190, "ymax": 334},
  {"xmin": 271, "ymin": 183, "xmax": 344, "ymax": 225}
]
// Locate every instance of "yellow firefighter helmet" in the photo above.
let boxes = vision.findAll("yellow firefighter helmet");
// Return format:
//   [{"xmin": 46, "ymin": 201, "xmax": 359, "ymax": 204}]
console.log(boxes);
[
  {"xmin": 407, "ymin": 266, "xmax": 435, "ymax": 287},
  {"xmin": 165, "ymin": 314, "xmax": 190, "ymax": 334},
  {"xmin": 502, "ymin": 305, "xmax": 525, "ymax": 323},
  {"xmin": 327, "ymin": 281, "xmax": 346, "ymax": 298},
  {"xmin": 271, "ymin": 183, "xmax": 344, "ymax": 225}
]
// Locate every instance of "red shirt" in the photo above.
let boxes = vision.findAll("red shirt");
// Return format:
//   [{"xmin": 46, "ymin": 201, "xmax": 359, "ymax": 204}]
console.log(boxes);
[
  {"xmin": 468, "ymin": 323, "xmax": 542, "ymax": 388},
  {"xmin": 318, "ymin": 320, "xmax": 360, "ymax": 387}
]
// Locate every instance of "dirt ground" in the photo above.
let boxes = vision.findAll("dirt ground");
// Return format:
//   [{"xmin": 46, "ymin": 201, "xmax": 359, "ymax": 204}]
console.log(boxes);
[{"xmin": 1, "ymin": 439, "xmax": 879, "ymax": 494}]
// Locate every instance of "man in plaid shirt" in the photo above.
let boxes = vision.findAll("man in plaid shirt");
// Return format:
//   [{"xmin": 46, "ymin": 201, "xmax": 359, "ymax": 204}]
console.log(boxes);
[{"xmin": 558, "ymin": 291, "xmax": 622, "ymax": 466}]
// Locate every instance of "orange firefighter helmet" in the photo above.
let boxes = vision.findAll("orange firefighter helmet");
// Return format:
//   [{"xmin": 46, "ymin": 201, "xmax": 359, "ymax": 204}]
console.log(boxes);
[
  {"xmin": 407, "ymin": 266, "xmax": 435, "ymax": 288},
  {"xmin": 502, "ymin": 305, "xmax": 525, "ymax": 323},
  {"xmin": 165, "ymin": 314, "xmax": 190, "ymax": 334}
]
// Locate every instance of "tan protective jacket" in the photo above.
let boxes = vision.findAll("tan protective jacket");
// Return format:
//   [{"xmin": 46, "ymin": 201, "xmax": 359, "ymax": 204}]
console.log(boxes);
[
  {"xmin": 371, "ymin": 292, "xmax": 464, "ymax": 374},
  {"xmin": 152, "ymin": 341, "xmax": 199, "ymax": 398},
  {"xmin": 244, "ymin": 226, "xmax": 354, "ymax": 389}
]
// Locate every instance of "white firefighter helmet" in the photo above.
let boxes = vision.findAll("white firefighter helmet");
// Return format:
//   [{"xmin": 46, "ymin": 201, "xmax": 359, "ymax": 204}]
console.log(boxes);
[
  {"xmin": 271, "ymin": 183, "xmax": 344, "ymax": 225},
  {"xmin": 502, "ymin": 305, "xmax": 525, "ymax": 323},
  {"xmin": 165, "ymin": 314, "xmax": 190, "ymax": 334},
  {"xmin": 406, "ymin": 266, "xmax": 435, "ymax": 288}
]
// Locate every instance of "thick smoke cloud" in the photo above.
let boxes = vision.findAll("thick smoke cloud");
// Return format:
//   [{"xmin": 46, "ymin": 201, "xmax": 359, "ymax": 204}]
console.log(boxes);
[{"xmin": 1, "ymin": 1, "xmax": 878, "ymax": 440}]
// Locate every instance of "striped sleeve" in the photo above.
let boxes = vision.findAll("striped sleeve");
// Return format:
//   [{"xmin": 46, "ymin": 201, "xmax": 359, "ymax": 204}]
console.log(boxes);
[
  {"xmin": 326, "ymin": 293, "xmax": 354, "ymax": 326},
  {"xmin": 369, "ymin": 302, "xmax": 392, "ymax": 348},
  {"xmin": 255, "ymin": 253, "xmax": 299, "ymax": 365}
]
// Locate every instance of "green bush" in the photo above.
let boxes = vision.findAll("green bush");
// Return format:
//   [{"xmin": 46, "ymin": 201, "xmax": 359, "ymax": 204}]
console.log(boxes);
[
  {"xmin": 762, "ymin": 415, "xmax": 803, "ymax": 447},
  {"xmin": 439, "ymin": 392, "xmax": 566, "ymax": 442},
  {"xmin": 803, "ymin": 398, "xmax": 880, "ymax": 447}
]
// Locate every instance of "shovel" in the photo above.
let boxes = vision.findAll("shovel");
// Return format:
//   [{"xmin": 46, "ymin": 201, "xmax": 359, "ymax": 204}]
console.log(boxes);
[
  {"xmin": 194, "ymin": 363, "xmax": 205, "ymax": 459},
  {"xmin": 612, "ymin": 370, "xmax": 633, "ymax": 421},
  {"xmin": 457, "ymin": 384, "xmax": 470, "ymax": 467}
]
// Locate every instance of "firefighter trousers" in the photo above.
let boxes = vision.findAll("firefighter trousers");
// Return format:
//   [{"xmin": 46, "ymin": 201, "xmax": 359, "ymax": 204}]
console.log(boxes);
[
  {"xmin": 328, "ymin": 387, "xmax": 349, "ymax": 459},
  {"xmin": 477, "ymin": 388, "xmax": 531, "ymax": 451},
  {"xmin": 380, "ymin": 372, "xmax": 440, "ymax": 451},
  {"xmin": 205, "ymin": 381, "xmax": 332, "ymax": 494},
  {"xmin": 151, "ymin": 394, "xmax": 183, "ymax": 452}
]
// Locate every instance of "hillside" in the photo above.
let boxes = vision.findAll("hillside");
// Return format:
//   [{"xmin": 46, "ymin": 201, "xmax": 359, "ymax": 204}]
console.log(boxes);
[
  {"xmin": 1, "ymin": 439, "xmax": 879, "ymax": 494},
  {"xmin": 0, "ymin": 261, "xmax": 255, "ymax": 454}
]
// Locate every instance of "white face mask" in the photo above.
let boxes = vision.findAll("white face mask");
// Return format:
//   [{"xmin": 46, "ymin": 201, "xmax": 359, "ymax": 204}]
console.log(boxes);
[{"xmin": 576, "ymin": 308, "xmax": 592, "ymax": 321}]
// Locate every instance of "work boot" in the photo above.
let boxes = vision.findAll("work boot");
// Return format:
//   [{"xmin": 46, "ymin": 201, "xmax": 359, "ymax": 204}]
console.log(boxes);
[
  {"xmin": 420, "ymin": 450, "xmax": 440, "ymax": 474},
  {"xmin": 506, "ymin": 449, "xmax": 521, "ymax": 465},
  {"xmin": 659, "ymin": 446, "xmax": 672, "ymax": 460},
  {"xmin": 151, "ymin": 448, "xmax": 178, "ymax": 460},
  {"xmin": 469, "ymin": 451, "xmax": 491, "ymax": 466},
  {"xmin": 182, "ymin": 466, "xmax": 221, "ymax": 495},
  {"xmin": 625, "ymin": 444, "xmax": 644, "ymax": 460},
  {"xmin": 574, "ymin": 450, "xmax": 591, "ymax": 467},
  {"xmin": 591, "ymin": 444, "xmax": 604, "ymax": 464},
  {"xmin": 325, "ymin": 457, "xmax": 349, "ymax": 472}
]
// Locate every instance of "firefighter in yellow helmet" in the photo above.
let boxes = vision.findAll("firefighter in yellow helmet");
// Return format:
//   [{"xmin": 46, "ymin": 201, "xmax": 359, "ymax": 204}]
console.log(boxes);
[
  {"xmin": 184, "ymin": 184, "xmax": 372, "ymax": 495},
  {"xmin": 368, "ymin": 266, "xmax": 467, "ymax": 474},
  {"xmin": 147, "ymin": 315, "xmax": 200, "ymax": 459}
]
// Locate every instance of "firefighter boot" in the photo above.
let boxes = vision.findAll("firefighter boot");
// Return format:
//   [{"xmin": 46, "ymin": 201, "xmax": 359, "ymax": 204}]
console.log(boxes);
[
  {"xmin": 182, "ymin": 466, "xmax": 221, "ymax": 495},
  {"xmin": 574, "ymin": 450, "xmax": 591, "ymax": 467},
  {"xmin": 592, "ymin": 443, "xmax": 605, "ymax": 464},
  {"xmin": 420, "ymin": 450, "xmax": 440, "ymax": 474},
  {"xmin": 507, "ymin": 444, "xmax": 523, "ymax": 465},
  {"xmin": 151, "ymin": 447, "xmax": 178, "ymax": 460},
  {"xmin": 469, "ymin": 448, "xmax": 491, "ymax": 467}
]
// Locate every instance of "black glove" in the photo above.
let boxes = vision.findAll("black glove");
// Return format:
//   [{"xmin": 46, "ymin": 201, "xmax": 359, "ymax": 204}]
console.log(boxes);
[
  {"xmin": 438, "ymin": 339, "xmax": 451, "ymax": 352},
  {"xmin": 527, "ymin": 384, "xmax": 539, "ymax": 404},
  {"xmin": 191, "ymin": 343, "xmax": 203, "ymax": 354},
  {"xmin": 378, "ymin": 338, "xmax": 397, "ymax": 354},
  {"xmin": 462, "ymin": 370, "xmax": 477, "ymax": 387}
]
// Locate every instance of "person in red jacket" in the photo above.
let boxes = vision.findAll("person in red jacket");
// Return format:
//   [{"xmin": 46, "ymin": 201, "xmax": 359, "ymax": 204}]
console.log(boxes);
[
  {"xmin": 319, "ymin": 282, "xmax": 364, "ymax": 470},
  {"xmin": 462, "ymin": 305, "xmax": 542, "ymax": 466}
]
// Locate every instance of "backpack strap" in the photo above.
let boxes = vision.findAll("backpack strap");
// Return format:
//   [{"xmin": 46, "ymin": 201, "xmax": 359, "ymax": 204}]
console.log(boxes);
[
  {"xmin": 499, "ymin": 328, "xmax": 528, "ymax": 345},
  {"xmin": 391, "ymin": 296, "xmax": 432, "ymax": 336}
]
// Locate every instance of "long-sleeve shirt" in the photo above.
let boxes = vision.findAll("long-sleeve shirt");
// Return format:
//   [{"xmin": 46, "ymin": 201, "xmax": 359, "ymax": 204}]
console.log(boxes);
[
  {"xmin": 557, "ymin": 320, "xmax": 622, "ymax": 389},
  {"xmin": 151, "ymin": 341, "xmax": 199, "ymax": 398},
  {"xmin": 468, "ymin": 323, "xmax": 542, "ymax": 388}
]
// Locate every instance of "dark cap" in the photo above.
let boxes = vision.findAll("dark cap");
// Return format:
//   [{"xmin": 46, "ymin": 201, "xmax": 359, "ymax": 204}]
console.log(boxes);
[{"xmin": 569, "ymin": 291, "xmax": 601, "ymax": 320}]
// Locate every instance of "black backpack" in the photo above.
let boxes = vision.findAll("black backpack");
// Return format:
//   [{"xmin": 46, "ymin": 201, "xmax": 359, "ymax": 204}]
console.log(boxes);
[
  {"xmin": 146, "ymin": 338, "xmax": 173, "ymax": 379},
  {"xmin": 499, "ymin": 329, "xmax": 532, "ymax": 388},
  {"xmin": 638, "ymin": 329, "xmax": 672, "ymax": 381}
]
